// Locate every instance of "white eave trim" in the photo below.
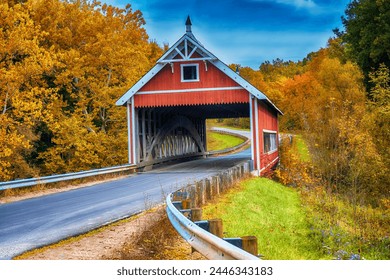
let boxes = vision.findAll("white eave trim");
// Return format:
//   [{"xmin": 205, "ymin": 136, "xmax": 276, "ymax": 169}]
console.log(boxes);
[{"xmin": 137, "ymin": 86, "xmax": 243, "ymax": 95}]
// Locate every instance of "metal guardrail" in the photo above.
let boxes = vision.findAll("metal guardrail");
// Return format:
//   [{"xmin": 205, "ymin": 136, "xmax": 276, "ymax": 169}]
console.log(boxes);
[
  {"xmin": 1, "ymin": 128, "xmax": 248, "ymax": 191},
  {"xmin": 165, "ymin": 159, "xmax": 259, "ymax": 260},
  {"xmin": 0, "ymin": 164, "xmax": 136, "ymax": 191},
  {"xmin": 165, "ymin": 129, "xmax": 259, "ymax": 260},
  {"xmin": 166, "ymin": 192, "xmax": 259, "ymax": 260}
]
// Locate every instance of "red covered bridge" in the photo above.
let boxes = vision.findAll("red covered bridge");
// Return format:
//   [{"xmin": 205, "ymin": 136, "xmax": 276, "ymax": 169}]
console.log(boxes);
[{"xmin": 116, "ymin": 17, "xmax": 282, "ymax": 176}]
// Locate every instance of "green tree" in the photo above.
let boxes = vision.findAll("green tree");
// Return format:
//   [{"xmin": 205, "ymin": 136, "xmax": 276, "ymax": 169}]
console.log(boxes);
[{"xmin": 342, "ymin": 0, "xmax": 390, "ymax": 88}]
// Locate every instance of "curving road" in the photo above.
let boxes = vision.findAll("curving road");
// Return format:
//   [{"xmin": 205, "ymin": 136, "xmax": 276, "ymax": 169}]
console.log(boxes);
[{"xmin": 0, "ymin": 129, "xmax": 251, "ymax": 259}]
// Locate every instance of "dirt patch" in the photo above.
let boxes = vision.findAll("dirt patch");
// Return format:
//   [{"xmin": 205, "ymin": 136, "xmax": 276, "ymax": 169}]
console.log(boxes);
[
  {"xmin": 18, "ymin": 206, "xmax": 206, "ymax": 260},
  {"xmin": 117, "ymin": 210, "xmax": 205, "ymax": 260}
]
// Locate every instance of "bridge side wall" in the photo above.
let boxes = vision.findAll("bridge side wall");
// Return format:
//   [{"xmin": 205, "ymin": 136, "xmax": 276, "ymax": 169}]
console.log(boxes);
[{"xmin": 257, "ymin": 100, "xmax": 279, "ymax": 175}]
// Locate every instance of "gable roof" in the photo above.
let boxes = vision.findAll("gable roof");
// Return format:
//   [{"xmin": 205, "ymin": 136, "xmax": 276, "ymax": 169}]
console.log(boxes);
[{"xmin": 116, "ymin": 18, "xmax": 282, "ymax": 115}]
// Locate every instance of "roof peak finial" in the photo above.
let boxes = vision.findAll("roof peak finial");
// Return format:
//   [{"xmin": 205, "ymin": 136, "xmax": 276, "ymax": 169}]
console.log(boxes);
[{"xmin": 186, "ymin": 15, "xmax": 192, "ymax": 33}]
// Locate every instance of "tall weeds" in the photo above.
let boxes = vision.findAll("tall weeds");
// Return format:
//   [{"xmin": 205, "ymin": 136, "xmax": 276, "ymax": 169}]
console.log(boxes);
[{"xmin": 275, "ymin": 138, "xmax": 390, "ymax": 259}]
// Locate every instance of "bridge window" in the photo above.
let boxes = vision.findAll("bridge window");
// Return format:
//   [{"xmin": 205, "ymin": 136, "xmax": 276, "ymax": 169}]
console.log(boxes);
[
  {"xmin": 181, "ymin": 64, "xmax": 199, "ymax": 82},
  {"xmin": 263, "ymin": 130, "xmax": 277, "ymax": 153}
]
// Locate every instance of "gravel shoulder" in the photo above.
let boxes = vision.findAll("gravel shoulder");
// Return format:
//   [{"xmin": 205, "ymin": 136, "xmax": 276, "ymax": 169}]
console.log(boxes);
[{"xmin": 16, "ymin": 205, "xmax": 205, "ymax": 260}]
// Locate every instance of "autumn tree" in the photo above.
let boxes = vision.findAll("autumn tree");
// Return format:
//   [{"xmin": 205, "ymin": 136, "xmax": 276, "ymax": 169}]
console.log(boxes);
[
  {"xmin": 0, "ymin": 1, "xmax": 56, "ymax": 180},
  {"xmin": 264, "ymin": 46, "xmax": 386, "ymax": 203},
  {"xmin": 33, "ymin": 0, "xmax": 162, "ymax": 174},
  {"xmin": 0, "ymin": 0, "xmax": 162, "ymax": 179},
  {"xmin": 365, "ymin": 64, "xmax": 390, "ymax": 190}
]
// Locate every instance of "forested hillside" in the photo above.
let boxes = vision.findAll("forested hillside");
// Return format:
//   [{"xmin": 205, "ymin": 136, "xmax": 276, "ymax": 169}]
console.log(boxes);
[{"xmin": 1, "ymin": 0, "xmax": 163, "ymax": 180}]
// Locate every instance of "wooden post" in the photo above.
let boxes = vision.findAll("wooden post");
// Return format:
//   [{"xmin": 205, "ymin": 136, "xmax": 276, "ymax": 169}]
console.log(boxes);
[
  {"xmin": 205, "ymin": 178, "xmax": 212, "ymax": 201},
  {"xmin": 241, "ymin": 236, "xmax": 258, "ymax": 256},
  {"xmin": 191, "ymin": 208, "xmax": 202, "ymax": 222},
  {"xmin": 181, "ymin": 199, "xmax": 192, "ymax": 210},
  {"xmin": 208, "ymin": 218, "xmax": 223, "ymax": 238}
]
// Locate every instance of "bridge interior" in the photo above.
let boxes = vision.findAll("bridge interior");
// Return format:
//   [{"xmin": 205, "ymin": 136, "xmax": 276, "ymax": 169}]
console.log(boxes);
[{"xmin": 134, "ymin": 102, "xmax": 250, "ymax": 168}]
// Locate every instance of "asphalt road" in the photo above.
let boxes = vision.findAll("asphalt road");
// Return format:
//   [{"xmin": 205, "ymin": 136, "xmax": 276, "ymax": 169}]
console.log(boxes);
[{"xmin": 0, "ymin": 130, "xmax": 251, "ymax": 259}]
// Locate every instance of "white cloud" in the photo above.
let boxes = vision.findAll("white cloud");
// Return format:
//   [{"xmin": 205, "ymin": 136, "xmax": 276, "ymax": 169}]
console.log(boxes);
[{"xmin": 251, "ymin": 0, "xmax": 317, "ymax": 9}]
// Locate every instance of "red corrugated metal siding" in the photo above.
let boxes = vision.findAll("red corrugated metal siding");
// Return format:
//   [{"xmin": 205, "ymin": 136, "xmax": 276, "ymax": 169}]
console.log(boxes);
[
  {"xmin": 257, "ymin": 101, "xmax": 279, "ymax": 172},
  {"xmin": 134, "ymin": 61, "xmax": 249, "ymax": 107},
  {"xmin": 134, "ymin": 89, "xmax": 249, "ymax": 108},
  {"xmin": 138, "ymin": 62, "xmax": 241, "ymax": 93},
  {"xmin": 258, "ymin": 101, "xmax": 278, "ymax": 131}
]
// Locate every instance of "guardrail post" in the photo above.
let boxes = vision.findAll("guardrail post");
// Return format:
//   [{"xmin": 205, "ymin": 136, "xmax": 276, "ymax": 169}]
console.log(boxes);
[
  {"xmin": 181, "ymin": 199, "xmax": 192, "ymax": 210},
  {"xmin": 208, "ymin": 218, "xmax": 223, "ymax": 238},
  {"xmin": 232, "ymin": 167, "xmax": 237, "ymax": 182},
  {"xmin": 213, "ymin": 176, "xmax": 220, "ymax": 196},
  {"xmin": 241, "ymin": 236, "xmax": 258, "ymax": 256},
  {"xmin": 228, "ymin": 169, "xmax": 233, "ymax": 185},
  {"xmin": 189, "ymin": 184, "xmax": 197, "ymax": 208},
  {"xmin": 205, "ymin": 178, "xmax": 212, "ymax": 201},
  {"xmin": 219, "ymin": 174, "xmax": 224, "ymax": 193},
  {"xmin": 190, "ymin": 208, "xmax": 202, "ymax": 222},
  {"xmin": 196, "ymin": 180, "xmax": 205, "ymax": 206}
]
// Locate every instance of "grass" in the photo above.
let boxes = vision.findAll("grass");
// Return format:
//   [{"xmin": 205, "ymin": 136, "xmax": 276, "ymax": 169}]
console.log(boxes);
[
  {"xmin": 293, "ymin": 134, "xmax": 311, "ymax": 162},
  {"xmin": 202, "ymin": 177, "xmax": 327, "ymax": 260},
  {"xmin": 206, "ymin": 131, "xmax": 245, "ymax": 151}
]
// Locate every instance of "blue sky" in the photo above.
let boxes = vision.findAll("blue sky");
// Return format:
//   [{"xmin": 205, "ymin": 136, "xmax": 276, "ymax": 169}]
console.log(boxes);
[{"xmin": 105, "ymin": 0, "xmax": 351, "ymax": 68}]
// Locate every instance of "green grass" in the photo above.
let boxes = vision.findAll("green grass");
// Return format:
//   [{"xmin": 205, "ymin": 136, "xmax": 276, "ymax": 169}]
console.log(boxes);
[
  {"xmin": 207, "ymin": 131, "xmax": 245, "ymax": 151},
  {"xmin": 202, "ymin": 177, "xmax": 328, "ymax": 260},
  {"xmin": 293, "ymin": 135, "xmax": 311, "ymax": 162}
]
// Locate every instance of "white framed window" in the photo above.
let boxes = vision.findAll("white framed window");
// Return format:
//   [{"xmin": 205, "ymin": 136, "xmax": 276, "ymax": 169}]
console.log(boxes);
[
  {"xmin": 181, "ymin": 64, "xmax": 199, "ymax": 82},
  {"xmin": 263, "ymin": 130, "xmax": 277, "ymax": 153}
]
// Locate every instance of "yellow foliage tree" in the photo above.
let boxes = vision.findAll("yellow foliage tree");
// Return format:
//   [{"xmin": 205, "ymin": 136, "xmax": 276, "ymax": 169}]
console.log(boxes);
[
  {"xmin": 0, "ymin": 1, "xmax": 56, "ymax": 180},
  {"xmin": 0, "ymin": 0, "xmax": 162, "ymax": 179}
]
